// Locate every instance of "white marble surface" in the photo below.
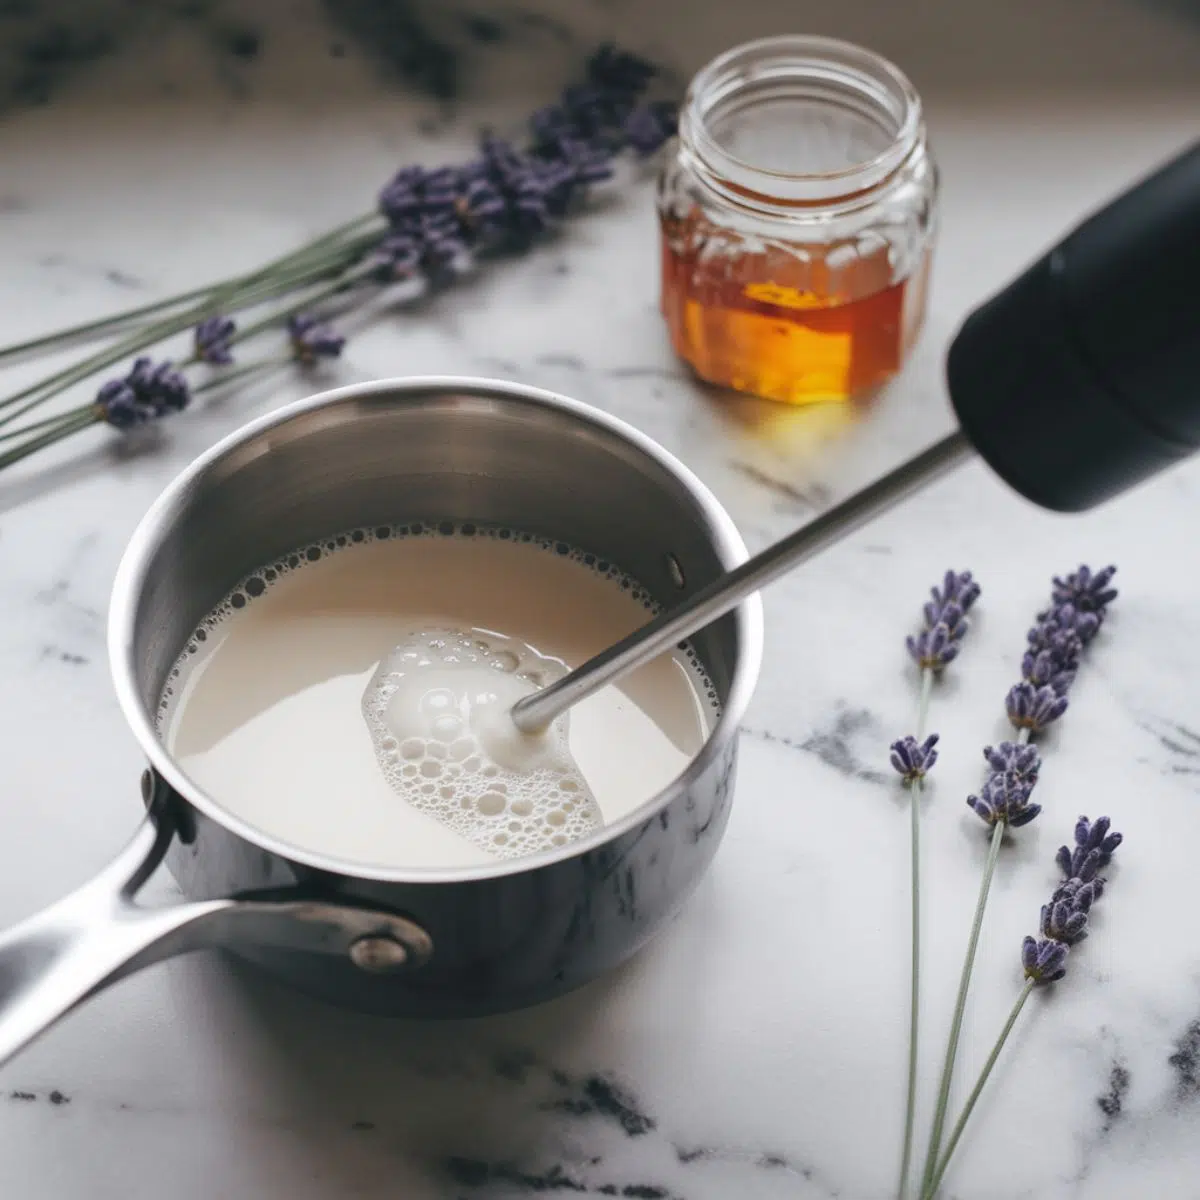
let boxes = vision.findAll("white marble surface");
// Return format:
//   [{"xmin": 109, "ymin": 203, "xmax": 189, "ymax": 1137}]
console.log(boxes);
[{"xmin": 1, "ymin": 1, "xmax": 1199, "ymax": 1197}]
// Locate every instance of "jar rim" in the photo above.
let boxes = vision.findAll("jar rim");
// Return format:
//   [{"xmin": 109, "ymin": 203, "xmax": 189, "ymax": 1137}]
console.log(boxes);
[{"xmin": 680, "ymin": 35, "xmax": 924, "ymax": 206}]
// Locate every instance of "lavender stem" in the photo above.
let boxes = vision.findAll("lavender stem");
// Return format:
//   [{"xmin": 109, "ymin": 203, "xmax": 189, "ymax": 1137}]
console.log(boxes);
[
  {"xmin": 922, "ymin": 980, "xmax": 1035, "ymax": 1199},
  {"xmin": 920, "ymin": 817, "xmax": 1006, "ymax": 1194},
  {"xmin": 0, "ymin": 409, "xmax": 99, "ymax": 471},
  {"xmin": 0, "ymin": 222, "xmax": 379, "ymax": 426},
  {"xmin": 898, "ymin": 666, "xmax": 935, "ymax": 1200},
  {"xmin": 0, "ymin": 212, "xmax": 380, "ymax": 367},
  {"xmin": 191, "ymin": 357, "xmax": 288, "ymax": 395},
  {"xmin": 0, "ymin": 407, "xmax": 91, "ymax": 445}
]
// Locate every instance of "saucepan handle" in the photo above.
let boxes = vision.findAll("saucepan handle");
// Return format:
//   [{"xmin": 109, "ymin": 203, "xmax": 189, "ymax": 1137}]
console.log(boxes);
[{"xmin": 0, "ymin": 801, "xmax": 432, "ymax": 1070}]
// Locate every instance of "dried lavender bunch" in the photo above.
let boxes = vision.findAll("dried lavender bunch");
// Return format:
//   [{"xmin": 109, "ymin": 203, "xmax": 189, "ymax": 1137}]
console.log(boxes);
[
  {"xmin": 892, "ymin": 571, "xmax": 980, "ymax": 1200},
  {"xmin": 0, "ymin": 44, "xmax": 677, "ymax": 471},
  {"xmin": 920, "ymin": 566, "xmax": 1118, "ymax": 1197},
  {"xmin": 922, "ymin": 816, "xmax": 1123, "ymax": 1198}
]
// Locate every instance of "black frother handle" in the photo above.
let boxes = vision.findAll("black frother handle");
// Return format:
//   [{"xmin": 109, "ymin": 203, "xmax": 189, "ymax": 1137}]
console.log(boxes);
[{"xmin": 947, "ymin": 139, "xmax": 1200, "ymax": 512}]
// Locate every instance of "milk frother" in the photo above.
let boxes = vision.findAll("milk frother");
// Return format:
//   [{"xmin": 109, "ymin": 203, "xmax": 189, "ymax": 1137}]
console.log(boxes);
[{"xmin": 513, "ymin": 139, "xmax": 1200, "ymax": 733}]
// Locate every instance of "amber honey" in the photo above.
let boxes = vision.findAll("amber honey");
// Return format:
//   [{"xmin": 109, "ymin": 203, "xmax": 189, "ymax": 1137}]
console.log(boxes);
[
  {"xmin": 661, "ymin": 213, "xmax": 930, "ymax": 406},
  {"xmin": 658, "ymin": 36, "xmax": 938, "ymax": 407}
]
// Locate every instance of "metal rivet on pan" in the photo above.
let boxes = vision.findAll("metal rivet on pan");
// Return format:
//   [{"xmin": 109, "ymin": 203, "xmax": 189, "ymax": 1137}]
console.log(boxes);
[{"xmin": 349, "ymin": 934, "xmax": 409, "ymax": 974}]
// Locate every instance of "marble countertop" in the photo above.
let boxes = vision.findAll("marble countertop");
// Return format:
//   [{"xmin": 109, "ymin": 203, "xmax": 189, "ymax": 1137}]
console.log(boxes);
[{"xmin": 1, "ymin": 1, "xmax": 1199, "ymax": 1197}]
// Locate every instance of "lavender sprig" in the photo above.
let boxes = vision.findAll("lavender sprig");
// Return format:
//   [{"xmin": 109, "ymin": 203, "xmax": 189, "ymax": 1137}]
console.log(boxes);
[
  {"xmin": 193, "ymin": 315, "xmax": 237, "ymax": 366},
  {"xmin": 894, "ymin": 571, "xmax": 980, "ymax": 1200},
  {"xmin": 922, "ymin": 817, "xmax": 1124, "ymax": 1198},
  {"xmin": 921, "ymin": 566, "xmax": 1118, "ymax": 1197},
  {"xmin": 287, "ymin": 313, "xmax": 346, "ymax": 364},
  {"xmin": 0, "ymin": 44, "xmax": 675, "ymax": 471},
  {"xmin": 906, "ymin": 570, "xmax": 980, "ymax": 671}
]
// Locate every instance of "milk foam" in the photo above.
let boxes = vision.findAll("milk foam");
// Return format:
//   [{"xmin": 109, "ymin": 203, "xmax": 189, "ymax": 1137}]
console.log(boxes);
[{"xmin": 360, "ymin": 627, "xmax": 602, "ymax": 858}]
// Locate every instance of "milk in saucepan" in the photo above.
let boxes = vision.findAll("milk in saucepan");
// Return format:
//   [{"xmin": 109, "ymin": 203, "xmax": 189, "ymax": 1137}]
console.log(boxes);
[{"xmin": 157, "ymin": 525, "xmax": 718, "ymax": 871}]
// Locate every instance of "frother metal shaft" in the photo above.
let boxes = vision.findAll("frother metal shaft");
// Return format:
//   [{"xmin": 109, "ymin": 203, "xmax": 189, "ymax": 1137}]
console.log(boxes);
[{"xmin": 511, "ymin": 429, "xmax": 975, "ymax": 734}]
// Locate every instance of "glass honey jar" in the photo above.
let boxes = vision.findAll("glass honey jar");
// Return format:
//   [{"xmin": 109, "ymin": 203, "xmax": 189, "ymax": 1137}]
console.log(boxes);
[{"xmin": 658, "ymin": 36, "xmax": 938, "ymax": 405}]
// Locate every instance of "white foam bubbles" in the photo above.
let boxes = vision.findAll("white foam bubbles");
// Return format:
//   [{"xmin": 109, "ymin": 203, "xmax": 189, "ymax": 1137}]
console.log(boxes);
[{"xmin": 360, "ymin": 627, "xmax": 602, "ymax": 859}]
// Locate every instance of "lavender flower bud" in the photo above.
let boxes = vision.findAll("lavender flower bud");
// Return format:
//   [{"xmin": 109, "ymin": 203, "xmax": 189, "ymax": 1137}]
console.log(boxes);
[
  {"xmin": 908, "ymin": 569, "xmax": 979, "ymax": 671},
  {"xmin": 193, "ymin": 315, "xmax": 236, "ymax": 366},
  {"xmin": 1052, "ymin": 565, "xmax": 1118, "ymax": 616},
  {"xmin": 907, "ymin": 623, "xmax": 960, "ymax": 671},
  {"xmin": 96, "ymin": 379, "xmax": 143, "ymax": 429},
  {"xmin": 982, "ymin": 741, "xmax": 1041, "ymax": 782},
  {"xmin": 371, "ymin": 233, "xmax": 423, "ymax": 281},
  {"xmin": 379, "ymin": 166, "xmax": 427, "ymax": 224},
  {"xmin": 967, "ymin": 770, "xmax": 1042, "ymax": 828},
  {"xmin": 1055, "ymin": 815, "xmax": 1123, "ymax": 879},
  {"xmin": 889, "ymin": 733, "xmax": 939, "ymax": 783},
  {"xmin": 931, "ymin": 569, "xmax": 981, "ymax": 617},
  {"xmin": 96, "ymin": 358, "xmax": 191, "ymax": 429},
  {"xmin": 1005, "ymin": 682, "xmax": 1069, "ymax": 732},
  {"xmin": 1022, "ymin": 648, "xmax": 1077, "ymax": 696},
  {"xmin": 456, "ymin": 174, "xmax": 507, "ymax": 232},
  {"xmin": 1049, "ymin": 875, "xmax": 1101, "ymax": 912},
  {"xmin": 1022, "ymin": 935, "xmax": 1069, "ymax": 985},
  {"xmin": 623, "ymin": 101, "xmax": 678, "ymax": 155},
  {"xmin": 287, "ymin": 313, "xmax": 345, "ymax": 364},
  {"xmin": 1040, "ymin": 895, "xmax": 1090, "ymax": 945},
  {"xmin": 147, "ymin": 361, "xmax": 190, "ymax": 414}
]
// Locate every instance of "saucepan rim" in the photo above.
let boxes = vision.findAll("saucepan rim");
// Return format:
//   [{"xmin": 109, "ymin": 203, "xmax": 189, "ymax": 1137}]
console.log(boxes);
[{"xmin": 107, "ymin": 376, "xmax": 764, "ymax": 885}]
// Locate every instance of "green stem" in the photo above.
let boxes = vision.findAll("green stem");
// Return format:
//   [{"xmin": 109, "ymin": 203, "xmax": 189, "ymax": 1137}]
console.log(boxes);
[
  {"xmin": 0, "ymin": 220, "xmax": 380, "ymax": 426},
  {"xmin": 898, "ymin": 667, "xmax": 935, "ymax": 1200},
  {"xmin": 191, "ymin": 357, "xmax": 287, "ymax": 395},
  {"xmin": 0, "ymin": 236, "xmax": 373, "ymax": 431},
  {"xmin": 218, "ymin": 257, "xmax": 378, "ymax": 355},
  {"xmin": 0, "ymin": 353, "xmax": 287, "ymax": 470},
  {"xmin": 922, "ymin": 981, "xmax": 1034, "ymax": 1199},
  {"xmin": 0, "ymin": 255, "xmax": 370, "ymax": 464},
  {"xmin": 0, "ymin": 286, "xmax": 216, "ymax": 363},
  {"xmin": 0, "ymin": 409, "xmax": 99, "ymax": 470},
  {"xmin": 919, "ymin": 817, "xmax": 1007, "ymax": 1194},
  {"xmin": 0, "ymin": 213, "xmax": 380, "ymax": 364},
  {"xmin": 0, "ymin": 407, "xmax": 90, "ymax": 445}
]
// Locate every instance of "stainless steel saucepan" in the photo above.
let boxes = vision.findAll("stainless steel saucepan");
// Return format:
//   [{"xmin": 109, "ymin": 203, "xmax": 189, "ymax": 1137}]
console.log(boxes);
[{"xmin": 0, "ymin": 377, "xmax": 764, "ymax": 1068}]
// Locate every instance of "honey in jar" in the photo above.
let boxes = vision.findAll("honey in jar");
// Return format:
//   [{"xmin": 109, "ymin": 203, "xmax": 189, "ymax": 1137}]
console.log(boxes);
[{"xmin": 658, "ymin": 36, "xmax": 938, "ymax": 406}]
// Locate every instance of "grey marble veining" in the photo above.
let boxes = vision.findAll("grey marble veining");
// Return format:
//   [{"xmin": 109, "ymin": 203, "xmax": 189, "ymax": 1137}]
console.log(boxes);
[{"xmin": 1, "ymin": 1, "xmax": 1200, "ymax": 1197}]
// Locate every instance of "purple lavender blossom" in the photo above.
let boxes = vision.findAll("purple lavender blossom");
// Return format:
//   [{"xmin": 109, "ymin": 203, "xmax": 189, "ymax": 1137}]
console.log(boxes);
[
  {"xmin": 907, "ymin": 569, "xmax": 979, "ymax": 671},
  {"xmin": 456, "ymin": 172, "xmax": 508, "ymax": 232},
  {"xmin": 1022, "ymin": 936, "xmax": 1069, "ymax": 985},
  {"xmin": 1053, "ymin": 565, "xmax": 1118, "ymax": 617},
  {"xmin": 1015, "ymin": 566, "xmax": 1116, "ymax": 709},
  {"xmin": 623, "ymin": 101, "xmax": 679, "ymax": 155},
  {"xmin": 1021, "ymin": 814, "xmax": 1122, "ymax": 986},
  {"xmin": 193, "ymin": 315, "xmax": 236, "ymax": 366},
  {"xmin": 374, "ymin": 45, "xmax": 661, "ymax": 276},
  {"xmin": 908, "ymin": 623, "xmax": 960, "ymax": 671},
  {"xmin": 287, "ymin": 314, "xmax": 345, "ymax": 364},
  {"xmin": 96, "ymin": 357, "xmax": 191, "ymax": 429},
  {"xmin": 925, "ymin": 570, "xmax": 981, "ymax": 626},
  {"xmin": 1040, "ymin": 887, "xmax": 1092, "ymax": 945},
  {"xmin": 983, "ymin": 741, "xmax": 1041, "ymax": 783},
  {"xmin": 378, "ymin": 166, "xmax": 427, "ymax": 225},
  {"xmin": 95, "ymin": 379, "xmax": 141, "ymax": 429},
  {"xmin": 1055, "ymin": 815, "xmax": 1123, "ymax": 882},
  {"xmin": 890, "ymin": 733, "xmax": 940, "ymax": 783},
  {"xmin": 1005, "ymin": 682, "xmax": 1069, "ymax": 732},
  {"xmin": 967, "ymin": 770, "xmax": 1042, "ymax": 828},
  {"xmin": 371, "ymin": 233, "xmax": 423, "ymax": 281}
]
